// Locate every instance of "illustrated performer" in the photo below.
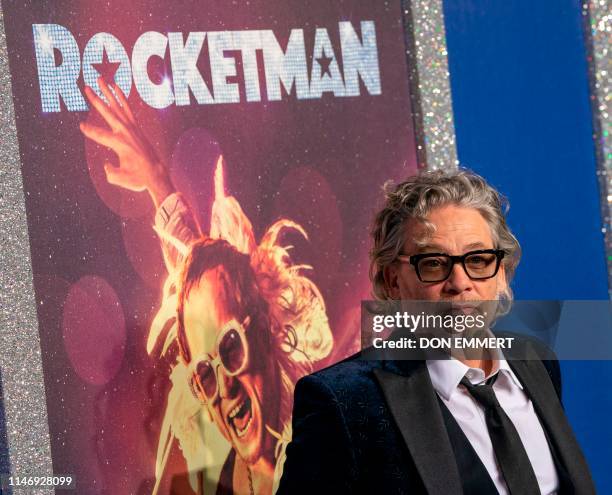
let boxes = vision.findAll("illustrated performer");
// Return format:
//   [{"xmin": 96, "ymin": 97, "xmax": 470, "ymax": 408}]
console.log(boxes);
[{"xmin": 80, "ymin": 77, "xmax": 334, "ymax": 495}]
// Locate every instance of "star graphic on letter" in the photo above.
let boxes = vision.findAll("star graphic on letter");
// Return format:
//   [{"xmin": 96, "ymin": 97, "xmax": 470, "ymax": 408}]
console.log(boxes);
[
  {"xmin": 91, "ymin": 49, "xmax": 121, "ymax": 83},
  {"xmin": 316, "ymin": 54, "xmax": 334, "ymax": 78}
]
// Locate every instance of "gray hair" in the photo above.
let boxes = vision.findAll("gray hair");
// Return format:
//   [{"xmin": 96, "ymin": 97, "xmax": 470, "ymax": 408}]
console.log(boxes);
[{"xmin": 369, "ymin": 169, "xmax": 521, "ymax": 303}]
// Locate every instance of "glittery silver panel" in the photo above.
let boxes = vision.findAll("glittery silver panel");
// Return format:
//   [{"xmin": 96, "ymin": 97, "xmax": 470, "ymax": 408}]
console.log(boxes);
[
  {"xmin": 402, "ymin": 0, "xmax": 458, "ymax": 172},
  {"xmin": 0, "ymin": 4, "xmax": 56, "ymax": 494},
  {"xmin": 583, "ymin": 1, "xmax": 612, "ymax": 298}
]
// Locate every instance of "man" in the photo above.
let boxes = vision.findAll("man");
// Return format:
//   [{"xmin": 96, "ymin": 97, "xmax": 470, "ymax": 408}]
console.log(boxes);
[{"xmin": 277, "ymin": 170, "xmax": 595, "ymax": 494}]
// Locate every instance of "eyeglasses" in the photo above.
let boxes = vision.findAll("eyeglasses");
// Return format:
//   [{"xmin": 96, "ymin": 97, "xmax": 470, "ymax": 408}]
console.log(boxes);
[
  {"xmin": 397, "ymin": 249, "xmax": 505, "ymax": 283},
  {"xmin": 189, "ymin": 316, "xmax": 251, "ymax": 403}
]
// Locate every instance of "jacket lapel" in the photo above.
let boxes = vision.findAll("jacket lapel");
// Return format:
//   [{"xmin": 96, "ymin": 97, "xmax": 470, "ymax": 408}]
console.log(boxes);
[
  {"xmin": 373, "ymin": 361, "xmax": 462, "ymax": 495},
  {"xmin": 509, "ymin": 353, "xmax": 596, "ymax": 494}
]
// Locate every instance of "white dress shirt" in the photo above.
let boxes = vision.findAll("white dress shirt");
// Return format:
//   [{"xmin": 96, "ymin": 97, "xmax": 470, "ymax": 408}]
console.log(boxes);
[{"xmin": 426, "ymin": 357, "xmax": 559, "ymax": 495}]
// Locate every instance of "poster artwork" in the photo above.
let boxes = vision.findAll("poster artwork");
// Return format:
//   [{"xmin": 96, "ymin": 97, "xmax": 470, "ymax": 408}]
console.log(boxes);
[{"xmin": 1, "ymin": 1, "xmax": 417, "ymax": 492}]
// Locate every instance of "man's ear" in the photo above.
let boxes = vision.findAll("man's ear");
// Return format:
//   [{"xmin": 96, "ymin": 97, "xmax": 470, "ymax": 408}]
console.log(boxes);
[{"xmin": 383, "ymin": 263, "xmax": 401, "ymax": 299}]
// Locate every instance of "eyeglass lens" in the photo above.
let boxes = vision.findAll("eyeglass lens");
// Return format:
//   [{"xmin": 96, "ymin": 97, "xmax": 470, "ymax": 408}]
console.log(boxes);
[
  {"xmin": 418, "ymin": 251, "xmax": 499, "ymax": 282},
  {"xmin": 219, "ymin": 328, "xmax": 245, "ymax": 373},
  {"xmin": 194, "ymin": 327, "xmax": 247, "ymax": 401}
]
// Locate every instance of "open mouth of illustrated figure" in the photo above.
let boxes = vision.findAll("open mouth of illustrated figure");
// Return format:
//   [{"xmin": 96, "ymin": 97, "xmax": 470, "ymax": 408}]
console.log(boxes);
[{"xmin": 227, "ymin": 396, "xmax": 253, "ymax": 438}]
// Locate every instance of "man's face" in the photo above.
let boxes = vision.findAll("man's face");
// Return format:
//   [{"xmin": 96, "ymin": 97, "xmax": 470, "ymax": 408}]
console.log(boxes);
[
  {"xmin": 385, "ymin": 204, "xmax": 507, "ymax": 302},
  {"xmin": 182, "ymin": 267, "xmax": 276, "ymax": 464}
]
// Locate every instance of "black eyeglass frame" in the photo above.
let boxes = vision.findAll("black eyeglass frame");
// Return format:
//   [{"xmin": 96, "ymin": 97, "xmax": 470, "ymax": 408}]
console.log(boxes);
[{"xmin": 396, "ymin": 249, "xmax": 506, "ymax": 283}]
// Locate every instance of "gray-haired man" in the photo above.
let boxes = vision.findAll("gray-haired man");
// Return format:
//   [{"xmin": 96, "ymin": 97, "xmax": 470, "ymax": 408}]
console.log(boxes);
[{"xmin": 277, "ymin": 170, "xmax": 595, "ymax": 495}]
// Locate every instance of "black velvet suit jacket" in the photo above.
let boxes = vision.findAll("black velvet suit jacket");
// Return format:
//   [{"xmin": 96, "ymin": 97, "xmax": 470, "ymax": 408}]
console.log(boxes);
[{"xmin": 277, "ymin": 340, "xmax": 595, "ymax": 495}]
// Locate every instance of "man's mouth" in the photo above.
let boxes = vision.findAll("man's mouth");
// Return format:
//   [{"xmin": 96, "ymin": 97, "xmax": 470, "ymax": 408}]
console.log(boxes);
[
  {"xmin": 449, "ymin": 302, "xmax": 479, "ymax": 315},
  {"xmin": 227, "ymin": 396, "xmax": 253, "ymax": 438}
]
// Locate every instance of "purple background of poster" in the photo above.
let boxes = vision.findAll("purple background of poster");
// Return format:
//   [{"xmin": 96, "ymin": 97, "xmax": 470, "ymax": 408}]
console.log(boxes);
[{"xmin": 2, "ymin": 0, "xmax": 417, "ymax": 492}]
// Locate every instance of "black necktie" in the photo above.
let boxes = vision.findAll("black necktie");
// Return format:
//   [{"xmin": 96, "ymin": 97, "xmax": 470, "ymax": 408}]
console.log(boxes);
[{"xmin": 460, "ymin": 374, "xmax": 541, "ymax": 495}]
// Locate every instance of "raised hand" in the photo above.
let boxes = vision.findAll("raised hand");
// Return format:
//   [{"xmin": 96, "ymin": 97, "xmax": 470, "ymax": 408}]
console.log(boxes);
[{"xmin": 80, "ymin": 77, "xmax": 175, "ymax": 208}]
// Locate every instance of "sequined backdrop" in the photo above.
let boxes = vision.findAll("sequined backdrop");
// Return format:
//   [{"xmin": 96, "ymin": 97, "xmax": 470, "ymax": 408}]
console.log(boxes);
[{"xmin": 3, "ymin": 0, "xmax": 610, "ymax": 493}]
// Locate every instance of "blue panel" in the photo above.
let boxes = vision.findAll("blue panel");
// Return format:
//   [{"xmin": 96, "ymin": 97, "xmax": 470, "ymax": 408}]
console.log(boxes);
[{"xmin": 442, "ymin": 0, "xmax": 611, "ymax": 491}]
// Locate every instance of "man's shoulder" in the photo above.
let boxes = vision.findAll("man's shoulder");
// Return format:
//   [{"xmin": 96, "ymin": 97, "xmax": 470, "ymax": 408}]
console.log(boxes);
[
  {"xmin": 499, "ymin": 330, "xmax": 558, "ymax": 360},
  {"xmin": 293, "ymin": 352, "xmax": 393, "ymax": 421},
  {"xmin": 310, "ymin": 350, "xmax": 382, "ymax": 381},
  {"xmin": 498, "ymin": 331, "xmax": 563, "ymax": 401},
  {"xmin": 299, "ymin": 351, "xmax": 386, "ymax": 398}
]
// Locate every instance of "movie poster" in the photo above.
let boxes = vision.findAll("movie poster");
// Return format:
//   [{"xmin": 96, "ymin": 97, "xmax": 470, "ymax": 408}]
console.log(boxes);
[{"xmin": 1, "ymin": 1, "xmax": 417, "ymax": 492}]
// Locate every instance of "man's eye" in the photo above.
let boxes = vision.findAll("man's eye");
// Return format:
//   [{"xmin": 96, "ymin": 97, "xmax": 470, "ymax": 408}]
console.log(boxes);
[
  {"xmin": 466, "ymin": 255, "xmax": 493, "ymax": 266},
  {"xmin": 421, "ymin": 258, "xmax": 446, "ymax": 268}
]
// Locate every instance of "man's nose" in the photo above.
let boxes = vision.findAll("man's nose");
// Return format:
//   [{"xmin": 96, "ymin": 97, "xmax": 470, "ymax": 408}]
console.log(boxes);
[
  {"xmin": 443, "ymin": 262, "xmax": 473, "ymax": 294},
  {"xmin": 217, "ymin": 365, "xmax": 235, "ymax": 400}
]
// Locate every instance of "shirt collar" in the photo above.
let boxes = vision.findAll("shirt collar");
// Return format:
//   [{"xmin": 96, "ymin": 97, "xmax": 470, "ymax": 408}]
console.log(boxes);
[{"xmin": 426, "ymin": 354, "xmax": 523, "ymax": 401}]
